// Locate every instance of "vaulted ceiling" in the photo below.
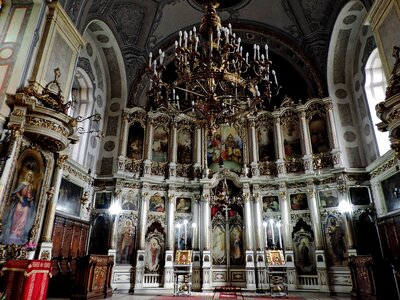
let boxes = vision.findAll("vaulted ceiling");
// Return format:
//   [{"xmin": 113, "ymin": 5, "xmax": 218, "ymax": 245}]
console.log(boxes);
[{"xmin": 59, "ymin": 0, "xmax": 373, "ymax": 106}]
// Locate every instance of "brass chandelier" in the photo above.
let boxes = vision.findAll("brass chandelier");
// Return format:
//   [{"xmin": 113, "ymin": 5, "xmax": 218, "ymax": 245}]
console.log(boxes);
[{"xmin": 146, "ymin": 0, "xmax": 279, "ymax": 133}]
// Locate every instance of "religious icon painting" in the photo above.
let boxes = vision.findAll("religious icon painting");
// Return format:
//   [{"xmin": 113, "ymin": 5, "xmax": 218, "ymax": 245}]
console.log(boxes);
[
  {"xmin": 349, "ymin": 186, "xmax": 371, "ymax": 206},
  {"xmin": 309, "ymin": 116, "xmax": 330, "ymax": 154},
  {"xmin": 116, "ymin": 218, "xmax": 136, "ymax": 264},
  {"xmin": 323, "ymin": 214, "xmax": 348, "ymax": 266},
  {"xmin": 266, "ymin": 250, "xmax": 285, "ymax": 265},
  {"xmin": 121, "ymin": 191, "xmax": 138, "ymax": 211},
  {"xmin": 56, "ymin": 178, "xmax": 83, "ymax": 216},
  {"xmin": 318, "ymin": 189, "xmax": 339, "ymax": 208},
  {"xmin": 149, "ymin": 193, "xmax": 165, "ymax": 213},
  {"xmin": 152, "ymin": 126, "xmax": 168, "ymax": 162},
  {"xmin": 282, "ymin": 120, "xmax": 302, "ymax": 159},
  {"xmin": 262, "ymin": 195, "xmax": 280, "ymax": 212},
  {"xmin": 381, "ymin": 171, "xmax": 400, "ymax": 213},
  {"xmin": 177, "ymin": 129, "xmax": 192, "ymax": 164},
  {"xmin": 175, "ymin": 250, "xmax": 192, "ymax": 265},
  {"xmin": 207, "ymin": 124, "xmax": 243, "ymax": 173},
  {"xmin": 258, "ymin": 124, "xmax": 275, "ymax": 162},
  {"xmin": 0, "ymin": 149, "xmax": 44, "ymax": 246},
  {"xmin": 127, "ymin": 122, "xmax": 144, "ymax": 160},
  {"xmin": 176, "ymin": 197, "xmax": 191, "ymax": 213},
  {"xmin": 145, "ymin": 232, "xmax": 165, "ymax": 273},
  {"xmin": 95, "ymin": 191, "xmax": 112, "ymax": 209},
  {"xmin": 290, "ymin": 193, "xmax": 308, "ymax": 210}
]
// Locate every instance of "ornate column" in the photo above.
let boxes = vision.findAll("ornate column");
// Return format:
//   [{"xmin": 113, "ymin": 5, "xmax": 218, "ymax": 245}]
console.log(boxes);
[
  {"xmin": 253, "ymin": 188, "xmax": 267, "ymax": 291},
  {"xmin": 248, "ymin": 118, "xmax": 259, "ymax": 177},
  {"xmin": 167, "ymin": 193, "xmax": 176, "ymax": 250},
  {"xmin": 120, "ymin": 111, "xmax": 130, "ymax": 157},
  {"xmin": 273, "ymin": 114, "xmax": 286, "ymax": 177},
  {"xmin": 201, "ymin": 187, "xmax": 212, "ymax": 291},
  {"xmin": 192, "ymin": 195, "xmax": 200, "ymax": 250},
  {"xmin": 138, "ymin": 192, "xmax": 150, "ymax": 250},
  {"xmin": 117, "ymin": 111, "xmax": 130, "ymax": 173},
  {"xmin": 306, "ymin": 185, "xmax": 323, "ymax": 250},
  {"xmin": 143, "ymin": 120, "xmax": 154, "ymax": 176},
  {"xmin": 325, "ymin": 101, "xmax": 342, "ymax": 168},
  {"xmin": 135, "ymin": 191, "xmax": 149, "ymax": 289},
  {"xmin": 299, "ymin": 110, "xmax": 314, "ymax": 174},
  {"xmin": 243, "ymin": 191, "xmax": 253, "ymax": 250},
  {"xmin": 278, "ymin": 187, "xmax": 291, "ymax": 250},
  {"xmin": 39, "ymin": 153, "xmax": 67, "ymax": 260},
  {"xmin": 200, "ymin": 188, "xmax": 211, "ymax": 251},
  {"xmin": 194, "ymin": 125, "xmax": 202, "ymax": 177},
  {"xmin": 164, "ymin": 192, "xmax": 176, "ymax": 289},
  {"xmin": 253, "ymin": 191, "xmax": 264, "ymax": 251},
  {"xmin": 169, "ymin": 120, "xmax": 177, "ymax": 178}
]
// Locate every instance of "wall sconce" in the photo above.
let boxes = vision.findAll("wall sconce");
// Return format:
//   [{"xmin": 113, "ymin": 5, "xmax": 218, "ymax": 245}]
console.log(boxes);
[
  {"xmin": 394, "ymin": 187, "xmax": 400, "ymax": 198},
  {"xmin": 76, "ymin": 127, "xmax": 105, "ymax": 138},
  {"xmin": 76, "ymin": 113, "xmax": 101, "ymax": 123}
]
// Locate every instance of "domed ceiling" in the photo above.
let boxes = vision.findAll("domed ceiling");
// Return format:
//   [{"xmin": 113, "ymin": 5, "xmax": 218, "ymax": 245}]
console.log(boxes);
[{"xmin": 60, "ymin": 0, "xmax": 371, "ymax": 107}]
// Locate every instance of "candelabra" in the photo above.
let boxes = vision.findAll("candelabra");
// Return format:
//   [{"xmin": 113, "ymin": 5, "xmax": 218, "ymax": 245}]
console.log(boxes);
[{"xmin": 147, "ymin": 0, "xmax": 280, "ymax": 134}]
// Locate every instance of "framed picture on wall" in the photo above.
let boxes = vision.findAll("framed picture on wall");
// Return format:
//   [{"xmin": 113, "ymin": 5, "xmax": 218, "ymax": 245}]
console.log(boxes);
[
  {"xmin": 381, "ymin": 172, "xmax": 400, "ymax": 213},
  {"xmin": 56, "ymin": 178, "xmax": 83, "ymax": 216},
  {"xmin": 318, "ymin": 189, "xmax": 339, "ymax": 208},
  {"xmin": 95, "ymin": 192, "xmax": 112, "ymax": 209},
  {"xmin": 349, "ymin": 186, "xmax": 371, "ymax": 206}
]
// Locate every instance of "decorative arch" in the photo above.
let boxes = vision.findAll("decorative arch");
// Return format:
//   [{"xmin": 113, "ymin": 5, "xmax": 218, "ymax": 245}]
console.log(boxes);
[
  {"xmin": 327, "ymin": 1, "xmax": 379, "ymax": 167},
  {"xmin": 74, "ymin": 20, "xmax": 127, "ymax": 175}
]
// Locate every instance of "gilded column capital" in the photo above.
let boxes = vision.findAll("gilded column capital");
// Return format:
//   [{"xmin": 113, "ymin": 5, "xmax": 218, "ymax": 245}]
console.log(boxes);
[
  {"xmin": 168, "ymin": 194, "xmax": 175, "ymax": 204},
  {"xmin": 56, "ymin": 154, "xmax": 68, "ymax": 167}
]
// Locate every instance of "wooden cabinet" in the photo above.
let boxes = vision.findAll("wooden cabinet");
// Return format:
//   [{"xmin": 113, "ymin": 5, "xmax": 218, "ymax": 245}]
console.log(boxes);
[
  {"xmin": 47, "ymin": 215, "xmax": 90, "ymax": 298},
  {"xmin": 71, "ymin": 254, "xmax": 114, "ymax": 300}
]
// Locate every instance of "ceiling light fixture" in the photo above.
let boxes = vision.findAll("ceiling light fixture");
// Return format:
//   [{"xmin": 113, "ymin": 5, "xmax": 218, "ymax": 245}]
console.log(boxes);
[{"xmin": 146, "ymin": 0, "xmax": 280, "ymax": 135}]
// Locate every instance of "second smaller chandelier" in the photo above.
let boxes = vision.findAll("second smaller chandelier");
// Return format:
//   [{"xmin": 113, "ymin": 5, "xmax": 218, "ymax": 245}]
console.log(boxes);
[{"xmin": 147, "ymin": 0, "xmax": 279, "ymax": 133}]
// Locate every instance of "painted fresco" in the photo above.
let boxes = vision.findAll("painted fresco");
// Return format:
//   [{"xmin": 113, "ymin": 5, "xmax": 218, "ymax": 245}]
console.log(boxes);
[
  {"xmin": 258, "ymin": 124, "xmax": 275, "ymax": 161},
  {"xmin": 309, "ymin": 116, "xmax": 330, "ymax": 154},
  {"xmin": 262, "ymin": 196, "xmax": 280, "ymax": 212},
  {"xmin": 177, "ymin": 129, "xmax": 192, "ymax": 164},
  {"xmin": 323, "ymin": 214, "xmax": 348, "ymax": 266},
  {"xmin": 207, "ymin": 125, "xmax": 243, "ymax": 172},
  {"xmin": 152, "ymin": 126, "xmax": 168, "ymax": 162},
  {"xmin": 290, "ymin": 193, "xmax": 308, "ymax": 210},
  {"xmin": 282, "ymin": 122, "xmax": 302, "ymax": 158},
  {"xmin": 318, "ymin": 189, "xmax": 339, "ymax": 208},
  {"xmin": 56, "ymin": 178, "xmax": 82, "ymax": 216},
  {"xmin": 127, "ymin": 122, "xmax": 144, "ymax": 160},
  {"xmin": 0, "ymin": 149, "xmax": 44, "ymax": 245},
  {"xmin": 381, "ymin": 171, "xmax": 400, "ymax": 213}
]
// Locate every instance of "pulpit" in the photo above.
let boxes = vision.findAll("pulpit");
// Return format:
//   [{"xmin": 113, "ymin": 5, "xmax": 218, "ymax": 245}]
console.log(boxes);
[
  {"xmin": 71, "ymin": 254, "xmax": 114, "ymax": 300},
  {"xmin": 0, "ymin": 259, "xmax": 52, "ymax": 300}
]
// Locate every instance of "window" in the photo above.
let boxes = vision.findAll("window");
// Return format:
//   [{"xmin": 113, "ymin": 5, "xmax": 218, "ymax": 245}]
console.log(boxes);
[{"xmin": 364, "ymin": 48, "xmax": 391, "ymax": 156}]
